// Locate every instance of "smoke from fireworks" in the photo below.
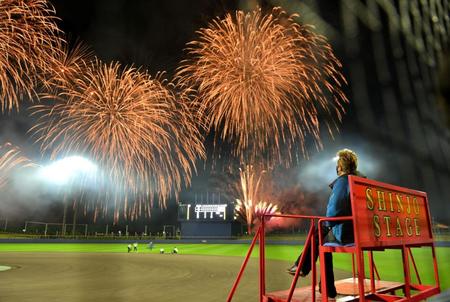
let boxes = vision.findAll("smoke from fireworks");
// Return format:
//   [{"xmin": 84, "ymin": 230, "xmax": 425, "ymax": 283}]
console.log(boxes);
[
  {"xmin": 177, "ymin": 7, "xmax": 348, "ymax": 166},
  {"xmin": 0, "ymin": 0, "xmax": 62, "ymax": 112},
  {"xmin": 233, "ymin": 164, "xmax": 328, "ymax": 233},
  {"xmin": 31, "ymin": 60, "xmax": 205, "ymax": 221},
  {"xmin": 0, "ymin": 143, "xmax": 36, "ymax": 189}
]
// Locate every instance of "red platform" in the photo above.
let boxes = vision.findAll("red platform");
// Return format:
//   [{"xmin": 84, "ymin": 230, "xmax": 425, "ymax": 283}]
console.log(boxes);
[{"xmin": 264, "ymin": 278, "xmax": 403, "ymax": 302}]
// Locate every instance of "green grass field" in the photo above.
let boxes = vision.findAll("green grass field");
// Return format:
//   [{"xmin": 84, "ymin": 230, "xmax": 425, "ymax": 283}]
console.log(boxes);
[{"xmin": 0, "ymin": 243, "xmax": 448, "ymax": 290}]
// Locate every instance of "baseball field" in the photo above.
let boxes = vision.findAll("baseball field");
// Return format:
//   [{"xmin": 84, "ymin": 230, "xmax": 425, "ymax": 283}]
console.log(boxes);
[{"xmin": 0, "ymin": 243, "xmax": 448, "ymax": 301}]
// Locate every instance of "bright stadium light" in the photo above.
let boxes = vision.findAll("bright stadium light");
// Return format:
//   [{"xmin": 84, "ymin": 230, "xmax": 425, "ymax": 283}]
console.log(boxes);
[{"xmin": 39, "ymin": 156, "xmax": 97, "ymax": 185}]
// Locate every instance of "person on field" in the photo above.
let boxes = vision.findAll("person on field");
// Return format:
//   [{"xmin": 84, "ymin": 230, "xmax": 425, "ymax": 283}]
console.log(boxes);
[
  {"xmin": 133, "ymin": 242, "xmax": 138, "ymax": 252},
  {"xmin": 127, "ymin": 244, "xmax": 132, "ymax": 253}
]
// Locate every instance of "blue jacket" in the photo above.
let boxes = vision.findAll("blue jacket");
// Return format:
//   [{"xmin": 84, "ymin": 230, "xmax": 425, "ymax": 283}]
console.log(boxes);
[{"xmin": 326, "ymin": 175, "xmax": 354, "ymax": 244}]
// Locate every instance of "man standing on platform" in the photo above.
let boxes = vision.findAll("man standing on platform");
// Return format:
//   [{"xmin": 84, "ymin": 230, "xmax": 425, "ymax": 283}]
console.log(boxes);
[{"xmin": 287, "ymin": 149, "xmax": 361, "ymax": 299}]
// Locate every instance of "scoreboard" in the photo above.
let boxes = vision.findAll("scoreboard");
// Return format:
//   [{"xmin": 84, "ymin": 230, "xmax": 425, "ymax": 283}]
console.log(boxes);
[
  {"xmin": 178, "ymin": 203, "xmax": 233, "ymax": 221},
  {"xmin": 178, "ymin": 202, "xmax": 240, "ymax": 238}
]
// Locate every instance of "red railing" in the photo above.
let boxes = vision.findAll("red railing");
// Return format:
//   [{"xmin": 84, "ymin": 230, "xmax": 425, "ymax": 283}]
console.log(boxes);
[{"xmin": 227, "ymin": 214, "xmax": 324, "ymax": 302}]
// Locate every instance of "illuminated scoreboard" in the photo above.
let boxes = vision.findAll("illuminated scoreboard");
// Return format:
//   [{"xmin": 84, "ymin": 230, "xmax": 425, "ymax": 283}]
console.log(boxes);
[
  {"xmin": 195, "ymin": 204, "xmax": 227, "ymax": 219},
  {"xmin": 178, "ymin": 202, "xmax": 241, "ymax": 238},
  {"xmin": 178, "ymin": 203, "xmax": 232, "ymax": 221}
]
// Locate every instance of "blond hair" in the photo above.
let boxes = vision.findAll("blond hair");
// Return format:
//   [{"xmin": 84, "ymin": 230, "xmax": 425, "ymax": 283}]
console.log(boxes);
[{"xmin": 337, "ymin": 149, "xmax": 358, "ymax": 174}]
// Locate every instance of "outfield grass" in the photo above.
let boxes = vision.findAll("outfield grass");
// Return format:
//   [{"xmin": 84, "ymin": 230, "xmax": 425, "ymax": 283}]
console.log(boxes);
[{"xmin": 0, "ymin": 243, "xmax": 448, "ymax": 290}]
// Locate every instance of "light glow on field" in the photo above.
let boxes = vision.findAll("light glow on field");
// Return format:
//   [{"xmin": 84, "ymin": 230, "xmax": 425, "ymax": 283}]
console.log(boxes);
[{"xmin": 39, "ymin": 156, "xmax": 97, "ymax": 185}]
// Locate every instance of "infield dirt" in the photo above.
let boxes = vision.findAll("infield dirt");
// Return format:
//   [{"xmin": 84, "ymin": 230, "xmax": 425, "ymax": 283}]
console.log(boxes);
[{"xmin": 0, "ymin": 252, "xmax": 351, "ymax": 302}]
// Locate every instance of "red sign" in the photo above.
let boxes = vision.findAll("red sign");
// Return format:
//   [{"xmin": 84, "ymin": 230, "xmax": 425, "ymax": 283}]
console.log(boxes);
[{"xmin": 349, "ymin": 176, "xmax": 433, "ymax": 248}]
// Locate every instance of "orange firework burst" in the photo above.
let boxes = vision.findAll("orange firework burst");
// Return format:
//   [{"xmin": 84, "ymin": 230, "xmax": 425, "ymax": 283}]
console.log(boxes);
[
  {"xmin": 177, "ymin": 7, "xmax": 348, "ymax": 166},
  {"xmin": 234, "ymin": 199, "xmax": 253, "ymax": 233},
  {"xmin": 254, "ymin": 201, "xmax": 279, "ymax": 220},
  {"xmin": 31, "ymin": 60, "xmax": 205, "ymax": 221},
  {"xmin": 42, "ymin": 40, "xmax": 94, "ymax": 93},
  {"xmin": 235, "ymin": 199, "xmax": 279, "ymax": 233},
  {"xmin": 0, "ymin": 0, "xmax": 62, "ymax": 112},
  {"xmin": 234, "ymin": 164, "xmax": 267, "ymax": 233},
  {"xmin": 0, "ymin": 143, "xmax": 36, "ymax": 189}
]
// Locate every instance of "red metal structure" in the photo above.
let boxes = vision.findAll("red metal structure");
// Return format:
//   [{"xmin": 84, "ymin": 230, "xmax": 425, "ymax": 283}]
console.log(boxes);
[{"xmin": 227, "ymin": 176, "xmax": 441, "ymax": 301}]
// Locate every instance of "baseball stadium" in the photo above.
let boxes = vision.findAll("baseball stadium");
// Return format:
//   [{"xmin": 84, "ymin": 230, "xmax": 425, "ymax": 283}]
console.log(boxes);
[{"xmin": 0, "ymin": 1, "xmax": 449, "ymax": 301}]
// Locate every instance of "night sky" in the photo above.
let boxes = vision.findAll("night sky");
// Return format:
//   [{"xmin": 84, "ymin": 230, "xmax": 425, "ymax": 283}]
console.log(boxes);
[
  {"xmin": 0, "ymin": 1, "xmax": 449, "ymax": 229},
  {"xmin": 51, "ymin": 0, "xmax": 240, "ymax": 75}
]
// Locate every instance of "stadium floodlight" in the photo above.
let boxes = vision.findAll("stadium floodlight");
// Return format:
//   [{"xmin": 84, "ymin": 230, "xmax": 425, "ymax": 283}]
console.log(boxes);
[{"xmin": 38, "ymin": 156, "xmax": 97, "ymax": 185}]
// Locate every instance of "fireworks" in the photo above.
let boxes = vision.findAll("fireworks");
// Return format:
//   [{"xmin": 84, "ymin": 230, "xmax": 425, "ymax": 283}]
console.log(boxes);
[
  {"xmin": 0, "ymin": 0, "xmax": 62, "ymax": 112},
  {"xmin": 234, "ymin": 199, "xmax": 253, "ymax": 233},
  {"xmin": 0, "ymin": 143, "xmax": 36, "ymax": 189},
  {"xmin": 233, "ymin": 164, "xmax": 271, "ymax": 233},
  {"xmin": 254, "ymin": 201, "xmax": 278, "ymax": 219},
  {"xmin": 41, "ymin": 40, "xmax": 94, "ymax": 94},
  {"xmin": 177, "ymin": 7, "xmax": 348, "ymax": 166},
  {"xmin": 235, "ymin": 198, "xmax": 279, "ymax": 230},
  {"xmin": 31, "ymin": 60, "xmax": 205, "ymax": 221}
]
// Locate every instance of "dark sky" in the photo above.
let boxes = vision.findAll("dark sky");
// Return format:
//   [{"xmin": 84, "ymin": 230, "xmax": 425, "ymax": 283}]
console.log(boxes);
[{"xmin": 51, "ymin": 0, "xmax": 241, "ymax": 76}]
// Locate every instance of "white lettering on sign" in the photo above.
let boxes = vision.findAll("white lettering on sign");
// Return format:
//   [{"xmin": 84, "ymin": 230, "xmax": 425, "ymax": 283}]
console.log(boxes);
[{"xmin": 194, "ymin": 204, "xmax": 227, "ymax": 220}]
